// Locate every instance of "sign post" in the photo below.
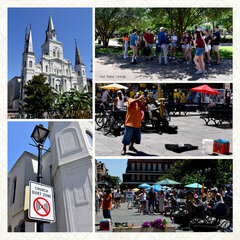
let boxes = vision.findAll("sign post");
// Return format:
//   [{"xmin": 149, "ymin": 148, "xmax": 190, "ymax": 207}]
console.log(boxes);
[{"xmin": 29, "ymin": 181, "xmax": 56, "ymax": 223}]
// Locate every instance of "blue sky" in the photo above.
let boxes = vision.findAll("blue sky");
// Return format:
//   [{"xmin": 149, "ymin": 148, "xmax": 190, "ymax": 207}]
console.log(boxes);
[
  {"xmin": 96, "ymin": 159, "xmax": 128, "ymax": 181},
  {"xmin": 8, "ymin": 8, "xmax": 92, "ymax": 80},
  {"xmin": 8, "ymin": 121, "xmax": 50, "ymax": 173}
]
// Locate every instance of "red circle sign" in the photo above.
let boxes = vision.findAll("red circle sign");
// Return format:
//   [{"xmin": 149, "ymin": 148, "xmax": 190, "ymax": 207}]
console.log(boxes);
[{"xmin": 33, "ymin": 197, "xmax": 51, "ymax": 217}]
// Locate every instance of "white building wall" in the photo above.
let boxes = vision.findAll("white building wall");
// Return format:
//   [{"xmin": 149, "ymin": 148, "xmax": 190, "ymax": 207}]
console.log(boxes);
[{"xmin": 8, "ymin": 122, "xmax": 93, "ymax": 232}]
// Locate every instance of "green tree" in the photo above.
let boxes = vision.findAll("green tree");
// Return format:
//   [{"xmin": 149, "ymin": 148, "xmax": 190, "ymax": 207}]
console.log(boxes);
[
  {"xmin": 106, "ymin": 176, "xmax": 121, "ymax": 189},
  {"xmin": 23, "ymin": 74, "xmax": 55, "ymax": 118},
  {"xmin": 95, "ymin": 8, "xmax": 145, "ymax": 47}
]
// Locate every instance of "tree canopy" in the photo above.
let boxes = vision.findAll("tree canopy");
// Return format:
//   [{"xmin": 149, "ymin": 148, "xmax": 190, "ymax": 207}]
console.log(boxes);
[
  {"xmin": 167, "ymin": 159, "xmax": 232, "ymax": 187},
  {"xmin": 23, "ymin": 74, "xmax": 55, "ymax": 118},
  {"xmin": 96, "ymin": 8, "xmax": 232, "ymax": 47}
]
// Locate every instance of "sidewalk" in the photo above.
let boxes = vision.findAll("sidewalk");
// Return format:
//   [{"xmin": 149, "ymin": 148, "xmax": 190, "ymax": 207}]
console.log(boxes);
[
  {"xmin": 95, "ymin": 202, "xmax": 179, "ymax": 232},
  {"xmin": 95, "ymin": 115, "xmax": 232, "ymax": 157},
  {"xmin": 95, "ymin": 54, "xmax": 232, "ymax": 81}
]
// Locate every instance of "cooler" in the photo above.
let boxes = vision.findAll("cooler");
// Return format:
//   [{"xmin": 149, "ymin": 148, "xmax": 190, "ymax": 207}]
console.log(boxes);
[
  {"xmin": 213, "ymin": 139, "xmax": 230, "ymax": 154},
  {"xmin": 100, "ymin": 219, "xmax": 111, "ymax": 230},
  {"xmin": 202, "ymin": 139, "xmax": 214, "ymax": 155}
]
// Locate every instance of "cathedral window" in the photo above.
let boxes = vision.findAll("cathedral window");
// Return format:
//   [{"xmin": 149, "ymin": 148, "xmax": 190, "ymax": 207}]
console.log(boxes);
[
  {"xmin": 57, "ymin": 52, "xmax": 60, "ymax": 58},
  {"xmin": 24, "ymin": 61, "xmax": 26, "ymax": 67},
  {"xmin": 53, "ymin": 50, "xmax": 56, "ymax": 57},
  {"xmin": 78, "ymin": 71, "xmax": 81, "ymax": 76},
  {"xmin": 83, "ymin": 69, "xmax": 85, "ymax": 75},
  {"xmin": 46, "ymin": 65, "xmax": 48, "ymax": 72},
  {"xmin": 74, "ymin": 85, "xmax": 77, "ymax": 89},
  {"xmin": 11, "ymin": 177, "xmax": 17, "ymax": 204},
  {"xmin": 29, "ymin": 61, "xmax": 32, "ymax": 68},
  {"xmin": 66, "ymin": 69, "xmax": 68, "ymax": 75}
]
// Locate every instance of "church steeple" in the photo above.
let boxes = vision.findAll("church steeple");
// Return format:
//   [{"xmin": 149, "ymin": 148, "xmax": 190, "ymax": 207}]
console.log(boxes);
[
  {"xmin": 45, "ymin": 15, "xmax": 57, "ymax": 42},
  {"xmin": 75, "ymin": 39, "xmax": 83, "ymax": 65},
  {"xmin": 24, "ymin": 26, "xmax": 34, "ymax": 53}
]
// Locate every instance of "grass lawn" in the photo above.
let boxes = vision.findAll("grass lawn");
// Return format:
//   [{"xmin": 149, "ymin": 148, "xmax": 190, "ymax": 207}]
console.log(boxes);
[{"xmin": 95, "ymin": 45, "xmax": 232, "ymax": 58}]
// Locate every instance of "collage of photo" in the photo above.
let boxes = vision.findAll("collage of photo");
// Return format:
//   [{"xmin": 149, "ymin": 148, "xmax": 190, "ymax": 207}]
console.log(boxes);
[{"xmin": 6, "ymin": 6, "xmax": 233, "ymax": 236}]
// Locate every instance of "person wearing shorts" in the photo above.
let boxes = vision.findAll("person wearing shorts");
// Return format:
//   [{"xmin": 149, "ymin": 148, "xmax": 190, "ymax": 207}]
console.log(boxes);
[
  {"xmin": 212, "ymin": 26, "xmax": 221, "ymax": 64},
  {"xmin": 130, "ymin": 29, "xmax": 138, "ymax": 64},
  {"xmin": 185, "ymin": 31, "xmax": 193, "ymax": 64},
  {"xmin": 143, "ymin": 28, "xmax": 154, "ymax": 60},
  {"xmin": 139, "ymin": 190, "xmax": 147, "ymax": 215},
  {"xmin": 180, "ymin": 32, "xmax": 187, "ymax": 60},
  {"xmin": 205, "ymin": 29, "xmax": 212, "ymax": 66},
  {"xmin": 121, "ymin": 92, "xmax": 147, "ymax": 155},
  {"xmin": 170, "ymin": 31, "xmax": 177, "ymax": 59},
  {"xmin": 194, "ymin": 30, "xmax": 205, "ymax": 75}
]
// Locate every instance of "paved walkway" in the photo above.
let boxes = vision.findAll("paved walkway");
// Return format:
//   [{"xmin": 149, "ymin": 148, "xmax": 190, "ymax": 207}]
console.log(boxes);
[
  {"xmin": 95, "ymin": 202, "xmax": 179, "ymax": 232},
  {"xmin": 95, "ymin": 54, "xmax": 232, "ymax": 81},
  {"xmin": 95, "ymin": 115, "xmax": 232, "ymax": 157}
]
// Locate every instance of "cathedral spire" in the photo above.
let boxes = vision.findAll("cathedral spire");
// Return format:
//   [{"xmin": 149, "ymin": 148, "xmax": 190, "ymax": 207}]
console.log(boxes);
[
  {"xmin": 25, "ymin": 26, "xmax": 34, "ymax": 53},
  {"xmin": 75, "ymin": 39, "xmax": 83, "ymax": 65},
  {"xmin": 45, "ymin": 15, "xmax": 57, "ymax": 42}
]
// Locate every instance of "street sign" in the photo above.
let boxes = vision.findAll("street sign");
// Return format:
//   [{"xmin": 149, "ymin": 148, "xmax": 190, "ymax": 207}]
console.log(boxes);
[{"xmin": 29, "ymin": 181, "xmax": 56, "ymax": 222}]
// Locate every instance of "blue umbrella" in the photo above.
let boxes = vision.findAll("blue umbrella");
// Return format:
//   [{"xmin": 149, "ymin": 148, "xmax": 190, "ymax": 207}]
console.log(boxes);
[
  {"xmin": 152, "ymin": 185, "xmax": 162, "ymax": 192},
  {"xmin": 185, "ymin": 183, "xmax": 206, "ymax": 189},
  {"xmin": 138, "ymin": 183, "xmax": 151, "ymax": 190}
]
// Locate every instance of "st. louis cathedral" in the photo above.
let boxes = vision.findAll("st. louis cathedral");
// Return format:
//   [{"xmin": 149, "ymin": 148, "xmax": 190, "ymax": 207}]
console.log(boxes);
[{"xmin": 8, "ymin": 15, "xmax": 88, "ymax": 112}]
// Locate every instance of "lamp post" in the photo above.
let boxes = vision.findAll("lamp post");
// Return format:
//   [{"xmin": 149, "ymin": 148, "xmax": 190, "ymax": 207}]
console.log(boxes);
[
  {"xmin": 31, "ymin": 124, "xmax": 50, "ymax": 232},
  {"xmin": 196, "ymin": 170, "xmax": 202, "ymax": 196}
]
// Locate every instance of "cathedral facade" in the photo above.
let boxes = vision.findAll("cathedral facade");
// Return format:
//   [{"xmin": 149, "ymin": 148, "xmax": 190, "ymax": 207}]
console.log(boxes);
[{"xmin": 8, "ymin": 15, "xmax": 88, "ymax": 111}]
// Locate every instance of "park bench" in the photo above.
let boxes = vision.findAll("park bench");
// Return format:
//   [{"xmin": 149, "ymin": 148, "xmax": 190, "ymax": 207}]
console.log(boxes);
[
  {"xmin": 165, "ymin": 103, "xmax": 202, "ymax": 116},
  {"xmin": 200, "ymin": 106, "xmax": 232, "ymax": 127}
]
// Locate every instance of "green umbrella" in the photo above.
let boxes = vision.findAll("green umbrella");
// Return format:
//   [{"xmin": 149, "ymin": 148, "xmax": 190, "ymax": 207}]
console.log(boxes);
[
  {"xmin": 185, "ymin": 183, "xmax": 206, "ymax": 189},
  {"xmin": 155, "ymin": 178, "xmax": 181, "ymax": 185}
]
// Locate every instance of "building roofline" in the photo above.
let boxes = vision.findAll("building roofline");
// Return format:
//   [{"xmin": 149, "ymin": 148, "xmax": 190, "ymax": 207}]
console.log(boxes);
[
  {"xmin": 8, "ymin": 151, "xmax": 38, "ymax": 175},
  {"xmin": 8, "ymin": 148, "xmax": 50, "ymax": 175}
]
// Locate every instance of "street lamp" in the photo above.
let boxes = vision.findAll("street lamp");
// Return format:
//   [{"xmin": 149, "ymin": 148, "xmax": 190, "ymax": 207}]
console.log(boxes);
[
  {"xmin": 30, "ymin": 124, "xmax": 50, "ymax": 232},
  {"xmin": 196, "ymin": 170, "xmax": 202, "ymax": 196}
]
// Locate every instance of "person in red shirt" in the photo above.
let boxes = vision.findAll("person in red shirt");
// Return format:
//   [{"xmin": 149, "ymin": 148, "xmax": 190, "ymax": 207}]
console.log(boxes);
[
  {"xmin": 143, "ymin": 28, "xmax": 154, "ymax": 61},
  {"xmin": 102, "ymin": 188, "xmax": 113, "ymax": 221},
  {"xmin": 194, "ymin": 30, "xmax": 206, "ymax": 75},
  {"xmin": 121, "ymin": 92, "xmax": 147, "ymax": 155}
]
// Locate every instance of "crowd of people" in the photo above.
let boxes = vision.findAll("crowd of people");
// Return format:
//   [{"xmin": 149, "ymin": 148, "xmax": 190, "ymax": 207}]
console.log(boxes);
[
  {"xmin": 122, "ymin": 26, "xmax": 222, "ymax": 75},
  {"xmin": 95, "ymin": 185, "xmax": 233, "ymax": 224}
]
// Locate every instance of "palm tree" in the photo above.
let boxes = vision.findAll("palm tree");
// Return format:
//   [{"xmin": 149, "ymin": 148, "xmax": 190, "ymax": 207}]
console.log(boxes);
[{"xmin": 52, "ymin": 86, "xmax": 92, "ymax": 119}]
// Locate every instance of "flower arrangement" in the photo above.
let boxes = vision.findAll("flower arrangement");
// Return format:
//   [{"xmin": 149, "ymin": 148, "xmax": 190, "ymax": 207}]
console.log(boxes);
[{"xmin": 142, "ymin": 219, "xmax": 167, "ymax": 231}]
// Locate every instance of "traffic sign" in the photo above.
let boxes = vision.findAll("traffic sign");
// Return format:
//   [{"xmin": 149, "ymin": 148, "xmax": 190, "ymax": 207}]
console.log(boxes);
[{"xmin": 29, "ymin": 181, "xmax": 56, "ymax": 222}]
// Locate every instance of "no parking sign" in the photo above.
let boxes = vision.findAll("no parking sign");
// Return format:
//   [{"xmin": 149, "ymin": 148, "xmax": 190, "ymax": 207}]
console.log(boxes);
[{"xmin": 29, "ymin": 181, "xmax": 56, "ymax": 222}]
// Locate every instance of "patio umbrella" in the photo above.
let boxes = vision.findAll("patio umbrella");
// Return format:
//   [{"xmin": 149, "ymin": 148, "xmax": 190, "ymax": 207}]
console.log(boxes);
[
  {"xmin": 190, "ymin": 84, "xmax": 220, "ymax": 95},
  {"xmin": 100, "ymin": 83, "xmax": 128, "ymax": 90},
  {"xmin": 133, "ymin": 188, "xmax": 139, "ymax": 192},
  {"xmin": 138, "ymin": 183, "xmax": 151, "ymax": 190},
  {"xmin": 185, "ymin": 183, "xmax": 207, "ymax": 189},
  {"xmin": 156, "ymin": 178, "xmax": 181, "ymax": 186},
  {"xmin": 152, "ymin": 185, "xmax": 162, "ymax": 192}
]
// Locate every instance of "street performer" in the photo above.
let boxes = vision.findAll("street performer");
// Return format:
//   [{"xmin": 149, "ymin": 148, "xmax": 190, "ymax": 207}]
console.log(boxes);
[{"xmin": 121, "ymin": 92, "xmax": 147, "ymax": 155}]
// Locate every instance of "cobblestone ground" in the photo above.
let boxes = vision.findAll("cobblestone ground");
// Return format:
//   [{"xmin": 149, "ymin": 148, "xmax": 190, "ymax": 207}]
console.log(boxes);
[
  {"xmin": 95, "ymin": 54, "xmax": 232, "ymax": 81},
  {"xmin": 95, "ymin": 115, "xmax": 232, "ymax": 157},
  {"xmin": 95, "ymin": 202, "xmax": 181, "ymax": 232}
]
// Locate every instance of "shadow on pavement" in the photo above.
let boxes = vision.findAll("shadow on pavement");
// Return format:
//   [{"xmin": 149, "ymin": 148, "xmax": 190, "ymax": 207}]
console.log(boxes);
[
  {"xmin": 96, "ymin": 53, "xmax": 232, "ymax": 81},
  {"xmin": 126, "ymin": 151, "xmax": 158, "ymax": 156}
]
